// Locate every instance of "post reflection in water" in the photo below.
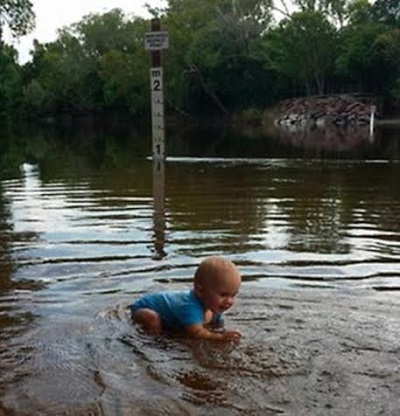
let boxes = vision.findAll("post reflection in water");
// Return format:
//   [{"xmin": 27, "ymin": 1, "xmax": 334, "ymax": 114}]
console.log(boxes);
[{"xmin": 152, "ymin": 159, "xmax": 166, "ymax": 259}]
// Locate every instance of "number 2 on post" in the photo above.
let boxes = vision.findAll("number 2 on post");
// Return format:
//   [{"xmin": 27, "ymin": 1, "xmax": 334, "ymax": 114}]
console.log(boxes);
[{"xmin": 153, "ymin": 80, "xmax": 161, "ymax": 91}]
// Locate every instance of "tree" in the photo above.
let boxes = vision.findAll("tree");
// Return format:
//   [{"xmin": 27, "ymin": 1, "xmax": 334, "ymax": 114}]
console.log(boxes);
[
  {"xmin": 99, "ymin": 48, "xmax": 148, "ymax": 114},
  {"xmin": 370, "ymin": 0, "xmax": 400, "ymax": 27},
  {"xmin": 375, "ymin": 28, "xmax": 400, "ymax": 101},
  {"xmin": 163, "ymin": 0, "xmax": 273, "ymax": 114},
  {"xmin": 267, "ymin": 11, "xmax": 337, "ymax": 95},
  {"xmin": 25, "ymin": 34, "xmax": 99, "ymax": 115},
  {"xmin": 336, "ymin": 21, "xmax": 390, "ymax": 93},
  {"xmin": 0, "ymin": 44, "xmax": 22, "ymax": 119},
  {"xmin": 273, "ymin": 0, "xmax": 352, "ymax": 27},
  {"xmin": 70, "ymin": 9, "xmax": 149, "ymax": 114},
  {"xmin": 345, "ymin": 0, "xmax": 373, "ymax": 25},
  {"xmin": 25, "ymin": 9, "xmax": 150, "ymax": 117},
  {"xmin": 0, "ymin": 0, "xmax": 35, "ymax": 40}
]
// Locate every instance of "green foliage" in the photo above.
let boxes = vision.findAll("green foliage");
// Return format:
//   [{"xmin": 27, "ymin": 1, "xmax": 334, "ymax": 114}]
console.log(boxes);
[
  {"xmin": 0, "ymin": 0, "xmax": 33, "ymax": 120},
  {"xmin": 375, "ymin": 28, "xmax": 400, "ymax": 99},
  {"xmin": 267, "ymin": 11, "xmax": 337, "ymax": 95},
  {"xmin": 99, "ymin": 49, "xmax": 148, "ymax": 112},
  {"xmin": 0, "ymin": 0, "xmax": 35, "ymax": 38},
  {"xmin": 336, "ymin": 21, "xmax": 390, "ymax": 92},
  {"xmin": 1, "ymin": 0, "xmax": 400, "ymax": 121},
  {"xmin": 72, "ymin": 8, "xmax": 145, "ymax": 57},
  {"xmin": 0, "ymin": 44, "xmax": 22, "ymax": 119},
  {"xmin": 22, "ymin": 9, "xmax": 149, "ymax": 117},
  {"xmin": 290, "ymin": 0, "xmax": 350, "ymax": 26},
  {"xmin": 163, "ymin": 0, "xmax": 274, "ymax": 114},
  {"xmin": 346, "ymin": 0, "xmax": 373, "ymax": 25},
  {"xmin": 370, "ymin": 0, "xmax": 400, "ymax": 26},
  {"xmin": 376, "ymin": 28, "xmax": 400, "ymax": 69},
  {"xmin": 23, "ymin": 79, "xmax": 45, "ymax": 110}
]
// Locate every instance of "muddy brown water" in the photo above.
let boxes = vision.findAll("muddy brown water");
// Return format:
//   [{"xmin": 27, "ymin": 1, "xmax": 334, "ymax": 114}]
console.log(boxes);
[{"xmin": 0, "ymin": 130, "xmax": 400, "ymax": 415}]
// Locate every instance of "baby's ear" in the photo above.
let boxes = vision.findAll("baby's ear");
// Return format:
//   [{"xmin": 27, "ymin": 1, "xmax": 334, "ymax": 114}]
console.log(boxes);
[{"xmin": 194, "ymin": 282, "xmax": 203, "ymax": 295}]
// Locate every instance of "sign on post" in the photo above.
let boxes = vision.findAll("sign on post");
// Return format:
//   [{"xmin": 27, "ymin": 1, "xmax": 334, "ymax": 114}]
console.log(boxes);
[{"xmin": 145, "ymin": 31, "xmax": 169, "ymax": 51}]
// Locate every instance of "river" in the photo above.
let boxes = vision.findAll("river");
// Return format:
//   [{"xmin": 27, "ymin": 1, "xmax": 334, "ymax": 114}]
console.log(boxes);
[{"xmin": 0, "ymin": 122, "xmax": 399, "ymax": 415}]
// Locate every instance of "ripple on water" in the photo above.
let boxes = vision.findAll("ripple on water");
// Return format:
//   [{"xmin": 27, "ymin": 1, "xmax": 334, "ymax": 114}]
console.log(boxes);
[{"xmin": 1, "ymin": 158, "xmax": 400, "ymax": 414}]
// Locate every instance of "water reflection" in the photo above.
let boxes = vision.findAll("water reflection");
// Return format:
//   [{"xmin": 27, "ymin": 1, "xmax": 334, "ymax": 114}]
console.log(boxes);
[
  {"xmin": 153, "ymin": 160, "xmax": 166, "ymax": 260},
  {"xmin": 0, "ymin": 183, "xmax": 13, "ymax": 289},
  {"xmin": 273, "ymin": 122, "xmax": 373, "ymax": 153},
  {"xmin": 0, "ymin": 124, "xmax": 399, "ymax": 414},
  {"xmin": 164, "ymin": 121, "xmax": 400, "ymax": 160},
  {"xmin": 0, "ymin": 163, "xmax": 45, "ymax": 294}
]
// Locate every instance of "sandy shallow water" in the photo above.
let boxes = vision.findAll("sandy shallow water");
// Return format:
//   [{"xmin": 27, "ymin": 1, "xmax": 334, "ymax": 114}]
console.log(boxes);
[
  {"xmin": 1, "ymin": 287, "xmax": 399, "ymax": 416},
  {"xmin": 234, "ymin": 287, "xmax": 400, "ymax": 415}
]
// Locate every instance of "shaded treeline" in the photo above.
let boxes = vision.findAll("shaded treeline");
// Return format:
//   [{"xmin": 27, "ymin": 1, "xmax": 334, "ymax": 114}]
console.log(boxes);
[{"xmin": 0, "ymin": 0, "xmax": 399, "ymax": 123}]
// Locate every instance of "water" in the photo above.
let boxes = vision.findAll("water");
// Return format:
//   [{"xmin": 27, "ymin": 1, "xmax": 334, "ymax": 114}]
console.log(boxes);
[{"xmin": 0, "ymin": 124, "xmax": 399, "ymax": 415}]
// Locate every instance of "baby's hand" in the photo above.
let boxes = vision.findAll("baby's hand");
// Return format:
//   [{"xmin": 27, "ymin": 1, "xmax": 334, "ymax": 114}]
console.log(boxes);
[{"xmin": 222, "ymin": 329, "xmax": 242, "ymax": 342}]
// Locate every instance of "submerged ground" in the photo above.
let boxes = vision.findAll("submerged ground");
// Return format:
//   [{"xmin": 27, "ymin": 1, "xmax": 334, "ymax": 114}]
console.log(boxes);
[{"xmin": 1, "ymin": 286, "xmax": 399, "ymax": 415}]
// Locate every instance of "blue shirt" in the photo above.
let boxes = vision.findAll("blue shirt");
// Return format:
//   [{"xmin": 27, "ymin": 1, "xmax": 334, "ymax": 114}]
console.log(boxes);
[{"xmin": 131, "ymin": 289, "xmax": 223, "ymax": 331}]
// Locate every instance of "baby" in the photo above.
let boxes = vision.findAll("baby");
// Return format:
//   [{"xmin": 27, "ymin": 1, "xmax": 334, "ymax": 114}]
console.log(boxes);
[{"xmin": 131, "ymin": 256, "xmax": 242, "ymax": 341}]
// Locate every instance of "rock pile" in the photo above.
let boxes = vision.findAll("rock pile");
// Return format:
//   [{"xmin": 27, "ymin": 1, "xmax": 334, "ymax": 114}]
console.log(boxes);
[{"xmin": 274, "ymin": 94, "xmax": 378, "ymax": 127}]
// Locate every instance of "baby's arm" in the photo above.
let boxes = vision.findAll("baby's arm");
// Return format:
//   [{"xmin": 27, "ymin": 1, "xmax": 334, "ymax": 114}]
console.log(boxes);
[{"xmin": 186, "ymin": 323, "xmax": 241, "ymax": 341}]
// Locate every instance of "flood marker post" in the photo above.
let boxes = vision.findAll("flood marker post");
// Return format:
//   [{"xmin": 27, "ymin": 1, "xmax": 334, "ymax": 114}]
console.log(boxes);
[
  {"xmin": 369, "ymin": 105, "xmax": 376, "ymax": 141},
  {"xmin": 145, "ymin": 19, "xmax": 169, "ymax": 160},
  {"xmin": 145, "ymin": 19, "xmax": 168, "ymax": 258}
]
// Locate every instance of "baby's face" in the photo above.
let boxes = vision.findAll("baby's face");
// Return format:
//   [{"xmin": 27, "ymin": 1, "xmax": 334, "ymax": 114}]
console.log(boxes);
[{"xmin": 201, "ymin": 275, "xmax": 241, "ymax": 314}]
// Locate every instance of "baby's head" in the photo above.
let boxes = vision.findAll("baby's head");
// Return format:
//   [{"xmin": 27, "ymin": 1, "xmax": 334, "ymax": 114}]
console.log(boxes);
[{"xmin": 194, "ymin": 256, "xmax": 241, "ymax": 313}]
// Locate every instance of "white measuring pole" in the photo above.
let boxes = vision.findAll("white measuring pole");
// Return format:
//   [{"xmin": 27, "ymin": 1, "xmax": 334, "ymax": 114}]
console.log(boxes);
[
  {"xmin": 145, "ymin": 19, "xmax": 169, "ymax": 161},
  {"xmin": 145, "ymin": 20, "xmax": 168, "ymax": 257},
  {"xmin": 150, "ymin": 67, "xmax": 165, "ymax": 159},
  {"xmin": 369, "ymin": 105, "xmax": 376, "ymax": 141}
]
